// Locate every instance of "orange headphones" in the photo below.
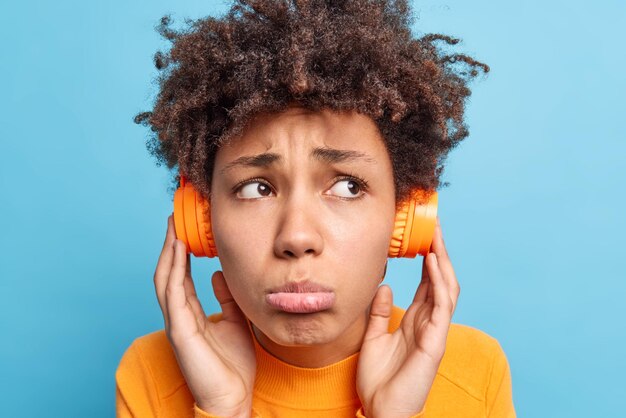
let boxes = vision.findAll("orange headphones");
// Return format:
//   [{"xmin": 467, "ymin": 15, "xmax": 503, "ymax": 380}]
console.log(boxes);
[{"xmin": 173, "ymin": 174, "xmax": 438, "ymax": 258}]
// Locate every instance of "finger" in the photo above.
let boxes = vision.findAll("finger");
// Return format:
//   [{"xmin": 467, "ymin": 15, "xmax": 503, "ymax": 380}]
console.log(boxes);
[
  {"xmin": 421, "ymin": 251, "xmax": 430, "ymax": 284},
  {"xmin": 154, "ymin": 214, "xmax": 177, "ymax": 327},
  {"xmin": 412, "ymin": 256, "xmax": 430, "ymax": 305},
  {"xmin": 431, "ymin": 217, "xmax": 460, "ymax": 311},
  {"xmin": 165, "ymin": 239, "xmax": 197, "ymax": 336},
  {"xmin": 185, "ymin": 252, "xmax": 191, "ymax": 278},
  {"xmin": 183, "ymin": 252, "xmax": 194, "ymax": 300},
  {"xmin": 430, "ymin": 216, "xmax": 449, "ymax": 257},
  {"xmin": 363, "ymin": 285, "xmax": 393, "ymax": 341},
  {"xmin": 182, "ymin": 256, "xmax": 207, "ymax": 325},
  {"xmin": 426, "ymin": 254, "xmax": 436, "ymax": 303},
  {"xmin": 211, "ymin": 271, "xmax": 247, "ymax": 323},
  {"xmin": 427, "ymin": 251, "xmax": 453, "ymax": 326}
]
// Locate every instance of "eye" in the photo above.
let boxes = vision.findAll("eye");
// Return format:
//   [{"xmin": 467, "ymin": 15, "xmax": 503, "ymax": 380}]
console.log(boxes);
[
  {"xmin": 326, "ymin": 178, "xmax": 365, "ymax": 199},
  {"xmin": 236, "ymin": 180, "xmax": 274, "ymax": 199}
]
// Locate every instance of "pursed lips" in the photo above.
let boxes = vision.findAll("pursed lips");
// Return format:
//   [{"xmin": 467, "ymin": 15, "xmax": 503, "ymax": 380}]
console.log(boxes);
[
  {"xmin": 265, "ymin": 280, "xmax": 336, "ymax": 313},
  {"xmin": 267, "ymin": 279, "xmax": 333, "ymax": 294}
]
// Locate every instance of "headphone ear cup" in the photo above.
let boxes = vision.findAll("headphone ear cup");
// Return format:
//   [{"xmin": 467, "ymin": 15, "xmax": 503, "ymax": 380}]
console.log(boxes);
[
  {"xmin": 388, "ymin": 191, "xmax": 438, "ymax": 258},
  {"xmin": 173, "ymin": 176, "xmax": 218, "ymax": 258}
]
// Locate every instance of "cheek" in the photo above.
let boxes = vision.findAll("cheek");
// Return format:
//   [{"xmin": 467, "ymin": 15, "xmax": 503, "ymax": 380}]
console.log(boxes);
[
  {"xmin": 330, "ymin": 210, "xmax": 393, "ymax": 286},
  {"xmin": 211, "ymin": 190, "xmax": 263, "ymax": 255},
  {"xmin": 209, "ymin": 207, "xmax": 270, "ymax": 304},
  {"xmin": 338, "ymin": 224, "xmax": 389, "ymax": 262}
]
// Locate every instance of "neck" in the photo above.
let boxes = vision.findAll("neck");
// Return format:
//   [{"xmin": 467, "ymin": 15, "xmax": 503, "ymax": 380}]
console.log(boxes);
[{"xmin": 250, "ymin": 307, "xmax": 371, "ymax": 368}]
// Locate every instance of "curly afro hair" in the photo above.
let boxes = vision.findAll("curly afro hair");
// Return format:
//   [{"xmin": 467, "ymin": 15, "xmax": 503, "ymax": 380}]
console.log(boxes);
[{"xmin": 134, "ymin": 0, "xmax": 489, "ymax": 207}]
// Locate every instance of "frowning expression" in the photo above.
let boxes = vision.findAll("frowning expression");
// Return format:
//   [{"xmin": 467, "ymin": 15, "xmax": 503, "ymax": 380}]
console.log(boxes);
[{"xmin": 210, "ymin": 106, "xmax": 396, "ymax": 353}]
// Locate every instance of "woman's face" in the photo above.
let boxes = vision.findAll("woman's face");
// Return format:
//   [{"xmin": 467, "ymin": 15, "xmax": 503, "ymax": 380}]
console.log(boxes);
[{"xmin": 210, "ymin": 106, "xmax": 396, "ymax": 356}]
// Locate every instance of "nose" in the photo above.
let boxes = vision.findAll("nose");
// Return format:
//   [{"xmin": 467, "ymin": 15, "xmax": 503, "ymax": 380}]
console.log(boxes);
[{"xmin": 273, "ymin": 194, "xmax": 324, "ymax": 259}]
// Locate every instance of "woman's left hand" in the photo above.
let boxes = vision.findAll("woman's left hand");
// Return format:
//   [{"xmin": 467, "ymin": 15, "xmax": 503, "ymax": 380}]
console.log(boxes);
[{"xmin": 356, "ymin": 216, "xmax": 460, "ymax": 418}]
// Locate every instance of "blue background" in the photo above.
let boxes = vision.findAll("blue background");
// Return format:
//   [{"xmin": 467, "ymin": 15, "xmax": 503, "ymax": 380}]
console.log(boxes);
[{"xmin": 2, "ymin": 0, "xmax": 624, "ymax": 416}]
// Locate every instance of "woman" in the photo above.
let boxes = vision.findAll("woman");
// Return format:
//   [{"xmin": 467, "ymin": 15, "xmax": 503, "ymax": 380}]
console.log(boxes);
[{"xmin": 116, "ymin": 1, "xmax": 515, "ymax": 417}]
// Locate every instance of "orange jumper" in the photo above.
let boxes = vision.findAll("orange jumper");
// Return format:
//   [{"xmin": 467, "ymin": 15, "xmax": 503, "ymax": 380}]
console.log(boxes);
[{"xmin": 116, "ymin": 305, "xmax": 516, "ymax": 417}]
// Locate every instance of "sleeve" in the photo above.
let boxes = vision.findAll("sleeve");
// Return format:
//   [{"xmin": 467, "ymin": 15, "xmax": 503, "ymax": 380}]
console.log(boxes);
[
  {"xmin": 115, "ymin": 341, "xmax": 161, "ymax": 417},
  {"xmin": 485, "ymin": 340, "xmax": 516, "ymax": 418},
  {"xmin": 355, "ymin": 406, "xmax": 425, "ymax": 418}
]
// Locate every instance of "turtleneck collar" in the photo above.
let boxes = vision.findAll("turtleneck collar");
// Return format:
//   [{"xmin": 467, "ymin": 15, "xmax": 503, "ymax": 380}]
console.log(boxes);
[
  {"xmin": 243, "ymin": 305, "xmax": 405, "ymax": 410},
  {"xmin": 252, "ymin": 332, "xmax": 360, "ymax": 409}
]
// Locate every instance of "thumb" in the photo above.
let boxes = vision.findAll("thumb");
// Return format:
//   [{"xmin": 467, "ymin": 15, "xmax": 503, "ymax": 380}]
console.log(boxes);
[
  {"xmin": 211, "ymin": 271, "xmax": 246, "ymax": 323},
  {"xmin": 363, "ymin": 285, "xmax": 393, "ymax": 342}
]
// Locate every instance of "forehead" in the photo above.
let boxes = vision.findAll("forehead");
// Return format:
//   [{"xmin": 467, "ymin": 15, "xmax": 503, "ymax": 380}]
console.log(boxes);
[{"xmin": 216, "ymin": 106, "xmax": 388, "ymax": 160}]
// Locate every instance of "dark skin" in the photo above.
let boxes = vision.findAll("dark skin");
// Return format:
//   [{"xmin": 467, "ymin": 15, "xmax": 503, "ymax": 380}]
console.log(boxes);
[
  {"xmin": 138, "ymin": 1, "xmax": 484, "ymax": 416},
  {"xmin": 153, "ymin": 110, "xmax": 459, "ymax": 417},
  {"xmin": 155, "ymin": 216, "xmax": 458, "ymax": 417}
]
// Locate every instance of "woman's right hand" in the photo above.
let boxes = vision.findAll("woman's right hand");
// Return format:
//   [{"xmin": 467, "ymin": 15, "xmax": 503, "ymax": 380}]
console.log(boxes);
[{"xmin": 153, "ymin": 214, "xmax": 257, "ymax": 417}]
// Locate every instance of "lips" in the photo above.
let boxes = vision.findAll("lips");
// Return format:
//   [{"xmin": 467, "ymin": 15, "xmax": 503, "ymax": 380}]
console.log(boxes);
[
  {"xmin": 266, "ymin": 280, "xmax": 335, "ymax": 313},
  {"xmin": 268, "ymin": 280, "xmax": 333, "ymax": 294}
]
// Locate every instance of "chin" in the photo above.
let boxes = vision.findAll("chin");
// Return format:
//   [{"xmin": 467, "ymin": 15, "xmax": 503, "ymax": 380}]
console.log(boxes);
[{"xmin": 268, "ymin": 313, "xmax": 338, "ymax": 346}]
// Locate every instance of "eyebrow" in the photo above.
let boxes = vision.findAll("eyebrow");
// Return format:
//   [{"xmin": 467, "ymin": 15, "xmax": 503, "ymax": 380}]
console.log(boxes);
[{"xmin": 220, "ymin": 146, "xmax": 376, "ymax": 174}]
